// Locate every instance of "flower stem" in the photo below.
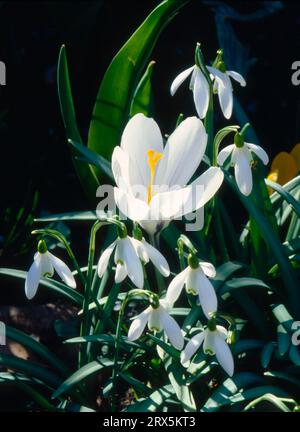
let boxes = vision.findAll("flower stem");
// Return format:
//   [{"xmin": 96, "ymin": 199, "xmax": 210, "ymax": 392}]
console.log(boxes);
[{"xmin": 149, "ymin": 233, "xmax": 165, "ymax": 296}]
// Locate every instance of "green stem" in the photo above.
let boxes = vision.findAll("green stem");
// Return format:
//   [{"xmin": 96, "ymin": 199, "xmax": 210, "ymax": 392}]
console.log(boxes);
[{"xmin": 149, "ymin": 233, "xmax": 165, "ymax": 296}]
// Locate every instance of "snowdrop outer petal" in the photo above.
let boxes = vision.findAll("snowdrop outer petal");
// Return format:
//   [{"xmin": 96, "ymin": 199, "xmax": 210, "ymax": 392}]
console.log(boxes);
[
  {"xmin": 160, "ymin": 309, "xmax": 184, "ymax": 350},
  {"xmin": 197, "ymin": 270, "xmax": 218, "ymax": 319},
  {"xmin": 227, "ymin": 70, "xmax": 246, "ymax": 87},
  {"xmin": 217, "ymin": 74, "xmax": 233, "ymax": 119},
  {"xmin": 170, "ymin": 66, "xmax": 195, "ymax": 96},
  {"xmin": 246, "ymin": 142, "xmax": 269, "ymax": 165},
  {"xmin": 199, "ymin": 261, "xmax": 216, "ymax": 278},
  {"xmin": 193, "ymin": 68, "xmax": 210, "ymax": 119},
  {"xmin": 47, "ymin": 252, "xmax": 76, "ymax": 288},
  {"xmin": 216, "ymin": 325, "xmax": 228, "ymax": 340},
  {"xmin": 142, "ymin": 239, "xmax": 170, "ymax": 277},
  {"xmin": 128, "ymin": 307, "xmax": 151, "ymax": 341},
  {"xmin": 119, "ymin": 237, "xmax": 144, "ymax": 289},
  {"xmin": 166, "ymin": 267, "xmax": 189, "ymax": 305},
  {"xmin": 130, "ymin": 238, "xmax": 149, "ymax": 263},
  {"xmin": 97, "ymin": 240, "xmax": 117, "ymax": 277},
  {"xmin": 217, "ymin": 144, "xmax": 235, "ymax": 166},
  {"xmin": 234, "ymin": 148, "xmax": 253, "ymax": 196},
  {"xmin": 181, "ymin": 332, "xmax": 205, "ymax": 365},
  {"xmin": 213, "ymin": 333, "xmax": 234, "ymax": 376},
  {"xmin": 25, "ymin": 254, "xmax": 42, "ymax": 300}
]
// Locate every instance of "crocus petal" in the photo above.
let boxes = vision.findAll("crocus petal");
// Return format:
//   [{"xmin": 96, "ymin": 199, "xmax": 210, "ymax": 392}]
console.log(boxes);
[
  {"xmin": 193, "ymin": 68, "xmax": 210, "ymax": 119},
  {"xmin": 213, "ymin": 333, "xmax": 234, "ymax": 376},
  {"xmin": 234, "ymin": 148, "xmax": 253, "ymax": 196},
  {"xmin": 187, "ymin": 167, "xmax": 224, "ymax": 212},
  {"xmin": 47, "ymin": 252, "xmax": 76, "ymax": 288},
  {"xmin": 160, "ymin": 308, "xmax": 184, "ymax": 350},
  {"xmin": 181, "ymin": 332, "xmax": 205, "ymax": 365},
  {"xmin": 117, "ymin": 237, "xmax": 144, "ymax": 289},
  {"xmin": 120, "ymin": 113, "xmax": 163, "ymax": 189},
  {"xmin": 166, "ymin": 268, "xmax": 188, "ymax": 305},
  {"xmin": 227, "ymin": 70, "xmax": 246, "ymax": 87},
  {"xmin": 128, "ymin": 307, "xmax": 151, "ymax": 341},
  {"xmin": 197, "ymin": 270, "xmax": 218, "ymax": 319},
  {"xmin": 114, "ymin": 187, "xmax": 150, "ymax": 222},
  {"xmin": 199, "ymin": 261, "xmax": 216, "ymax": 278},
  {"xmin": 217, "ymin": 144, "xmax": 235, "ymax": 166},
  {"xmin": 115, "ymin": 262, "xmax": 127, "ymax": 284},
  {"xmin": 25, "ymin": 255, "xmax": 42, "ymax": 300},
  {"xmin": 97, "ymin": 240, "xmax": 117, "ymax": 277},
  {"xmin": 111, "ymin": 146, "xmax": 131, "ymax": 191},
  {"xmin": 150, "ymin": 186, "xmax": 192, "ymax": 220},
  {"xmin": 142, "ymin": 239, "xmax": 170, "ymax": 277},
  {"xmin": 246, "ymin": 142, "xmax": 269, "ymax": 165},
  {"xmin": 155, "ymin": 116, "xmax": 207, "ymax": 187},
  {"xmin": 39, "ymin": 253, "xmax": 54, "ymax": 277},
  {"xmin": 170, "ymin": 66, "xmax": 195, "ymax": 96}
]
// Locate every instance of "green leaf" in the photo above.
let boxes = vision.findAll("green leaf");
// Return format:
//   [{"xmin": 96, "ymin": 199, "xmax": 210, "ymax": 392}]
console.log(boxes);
[
  {"xmin": 0, "ymin": 268, "xmax": 83, "ymax": 306},
  {"xmin": 277, "ymin": 324, "xmax": 290, "ymax": 356},
  {"xmin": 266, "ymin": 179, "xmax": 300, "ymax": 219},
  {"xmin": 261, "ymin": 342, "xmax": 276, "ymax": 369},
  {"xmin": 35, "ymin": 211, "xmax": 98, "ymax": 223},
  {"xmin": 52, "ymin": 358, "xmax": 114, "ymax": 399},
  {"xmin": 130, "ymin": 60, "xmax": 155, "ymax": 117},
  {"xmin": 220, "ymin": 277, "xmax": 272, "ymax": 296},
  {"xmin": 87, "ymin": 0, "xmax": 189, "ymax": 177},
  {"xmin": 147, "ymin": 334, "xmax": 180, "ymax": 359},
  {"xmin": 57, "ymin": 45, "xmax": 99, "ymax": 201},
  {"xmin": 126, "ymin": 384, "xmax": 174, "ymax": 412},
  {"xmin": 119, "ymin": 372, "xmax": 152, "ymax": 396}
]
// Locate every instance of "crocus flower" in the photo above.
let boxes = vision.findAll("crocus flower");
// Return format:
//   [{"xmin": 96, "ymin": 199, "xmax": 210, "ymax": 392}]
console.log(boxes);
[
  {"xmin": 112, "ymin": 113, "xmax": 224, "ymax": 234},
  {"xmin": 170, "ymin": 62, "xmax": 245, "ymax": 120},
  {"xmin": 181, "ymin": 323, "xmax": 234, "ymax": 376},
  {"xmin": 217, "ymin": 132, "xmax": 269, "ymax": 196},
  {"xmin": 25, "ymin": 240, "xmax": 76, "ymax": 300},
  {"xmin": 166, "ymin": 254, "xmax": 217, "ymax": 319},
  {"xmin": 128, "ymin": 298, "xmax": 184, "ymax": 350}
]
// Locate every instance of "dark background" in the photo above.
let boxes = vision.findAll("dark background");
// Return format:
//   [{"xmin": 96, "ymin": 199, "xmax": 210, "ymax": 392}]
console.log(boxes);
[{"xmin": 0, "ymin": 0, "xmax": 299, "ymax": 217}]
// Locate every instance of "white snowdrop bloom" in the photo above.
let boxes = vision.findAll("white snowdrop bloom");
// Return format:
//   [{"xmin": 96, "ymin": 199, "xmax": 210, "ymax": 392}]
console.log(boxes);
[
  {"xmin": 25, "ymin": 240, "xmax": 76, "ymax": 300},
  {"xmin": 181, "ymin": 324, "xmax": 234, "ymax": 376},
  {"xmin": 166, "ymin": 254, "xmax": 217, "ymax": 319},
  {"xmin": 217, "ymin": 132, "xmax": 269, "ymax": 196},
  {"xmin": 112, "ymin": 113, "xmax": 224, "ymax": 234},
  {"xmin": 128, "ymin": 298, "xmax": 184, "ymax": 350},
  {"xmin": 131, "ymin": 237, "xmax": 170, "ymax": 277}
]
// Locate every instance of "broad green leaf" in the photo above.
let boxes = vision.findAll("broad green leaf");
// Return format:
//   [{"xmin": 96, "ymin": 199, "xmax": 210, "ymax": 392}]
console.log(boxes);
[
  {"xmin": 87, "ymin": 0, "xmax": 189, "ymax": 177},
  {"xmin": 119, "ymin": 372, "xmax": 152, "ymax": 396},
  {"xmin": 243, "ymin": 393, "xmax": 291, "ymax": 412},
  {"xmin": 220, "ymin": 277, "xmax": 272, "ymax": 296},
  {"xmin": 277, "ymin": 324, "xmax": 290, "ymax": 356},
  {"xmin": 0, "ymin": 268, "xmax": 83, "ymax": 306},
  {"xmin": 57, "ymin": 45, "xmax": 99, "ymax": 202},
  {"xmin": 266, "ymin": 178, "xmax": 300, "ymax": 219},
  {"xmin": 126, "ymin": 384, "xmax": 174, "ymax": 412},
  {"xmin": 35, "ymin": 211, "xmax": 98, "ymax": 223},
  {"xmin": 260, "ymin": 342, "xmax": 276, "ymax": 368},
  {"xmin": 130, "ymin": 60, "xmax": 155, "ymax": 117}
]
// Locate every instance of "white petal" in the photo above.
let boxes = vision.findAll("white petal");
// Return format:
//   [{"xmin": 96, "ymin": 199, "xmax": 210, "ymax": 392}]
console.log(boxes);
[
  {"xmin": 47, "ymin": 252, "xmax": 76, "ymax": 288},
  {"xmin": 142, "ymin": 239, "xmax": 170, "ymax": 277},
  {"xmin": 25, "ymin": 255, "xmax": 42, "ymax": 300},
  {"xmin": 199, "ymin": 261, "xmax": 216, "ymax": 278},
  {"xmin": 181, "ymin": 332, "xmax": 205, "ymax": 365},
  {"xmin": 128, "ymin": 307, "xmax": 151, "ymax": 341},
  {"xmin": 117, "ymin": 237, "xmax": 144, "ymax": 289},
  {"xmin": 166, "ymin": 268, "xmax": 188, "ymax": 305},
  {"xmin": 187, "ymin": 167, "xmax": 224, "ymax": 212},
  {"xmin": 150, "ymin": 186, "xmax": 192, "ymax": 220},
  {"xmin": 217, "ymin": 74, "xmax": 233, "ymax": 119},
  {"xmin": 130, "ymin": 237, "xmax": 149, "ymax": 263},
  {"xmin": 203, "ymin": 330, "xmax": 216, "ymax": 355},
  {"xmin": 193, "ymin": 68, "xmax": 210, "ymax": 119},
  {"xmin": 97, "ymin": 240, "xmax": 117, "ymax": 277},
  {"xmin": 213, "ymin": 333, "xmax": 234, "ymax": 376},
  {"xmin": 111, "ymin": 146, "xmax": 131, "ymax": 190},
  {"xmin": 121, "ymin": 113, "xmax": 163, "ymax": 189},
  {"xmin": 246, "ymin": 142, "xmax": 269, "ymax": 165},
  {"xmin": 185, "ymin": 267, "xmax": 199, "ymax": 296},
  {"xmin": 160, "ymin": 308, "xmax": 184, "ymax": 350},
  {"xmin": 234, "ymin": 148, "xmax": 253, "ymax": 196},
  {"xmin": 170, "ymin": 66, "xmax": 195, "ymax": 96},
  {"xmin": 39, "ymin": 253, "xmax": 54, "ymax": 277},
  {"xmin": 197, "ymin": 270, "xmax": 218, "ymax": 319},
  {"xmin": 227, "ymin": 70, "xmax": 246, "ymax": 87},
  {"xmin": 114, "ymin": 187, "xmax": 150, "ymax": 222},
  {"xmin": 155, "ymin": 116, "xmax": 207, "ymax": 187},
  {"xmin": 148, "ymin": 308, "xmax": 162, "ymax": 332},
  {"xmin": 216, "ymin": 325, "xmax": 228, "ymax": 340},
  {"xmin": 217, "ymin": 144, "xmax": 235, "ymax": 166},
  {"xmin": 115, "ymin": 262, "xmax": 127, "ymax": 284}
]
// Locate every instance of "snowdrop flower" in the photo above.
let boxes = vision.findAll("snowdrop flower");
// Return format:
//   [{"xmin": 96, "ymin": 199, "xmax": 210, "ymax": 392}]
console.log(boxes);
[
  {"xmin": 166, "ymin": 254, "xmax": 217, "ymax": 319},
  {"xmin": 218, "ymin": 132, "xmax": 269, "ymax": 196},
  {"xmin": 25, "ymin": 240, "xmax": 76, "ymax": 300},
  {"xmin": 170, "ymin": 50, "xmax": 246, "ymax": 120},
  {"xmin": 131, "ymin": 236, "xmax": 170, "ymax": 277},
  {"xmin": 181, "ymin": 321, "xmax": 234, "ymax": 376},
  {"xmin": 128, "ymin": 297, "xmax": 184, "ymax": 350},
  {"xmin": 112, "ymin": 113, "xmax": 224, "ymax": 234}
]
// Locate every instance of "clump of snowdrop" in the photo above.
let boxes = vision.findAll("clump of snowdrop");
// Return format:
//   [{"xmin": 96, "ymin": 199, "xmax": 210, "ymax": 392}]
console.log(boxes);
[
  {"xmin": 218, "ymin": 131, "xmax": 269, "ymax": 196},
  {"xmin": 25, "ymin": 240, "xmax": 76, "ymax": 299},
  {"xmin": 166, "ymin": 253, "xmax": 217, "ymax": 319},
  {"xmin": 181, "ymin": 318, "xmax": 234, "ymax": 377}
]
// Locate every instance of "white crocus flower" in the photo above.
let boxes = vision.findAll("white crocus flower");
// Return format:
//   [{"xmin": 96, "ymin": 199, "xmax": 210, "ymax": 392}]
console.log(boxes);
[
  {"xmin": 170, "ymin": 63, "xmax": 245, "ymax": 120},
  {"xmin": 25, "ymin": 240, "xmax": 76, "ymax": 300},
  {"xmin": 166, "ymin": 255, "xmax": 217, "ymax": 319},
  {"xmin": 112, "ymin": 113, "xmax": 224, "ymax": 234},
  {"xmin": 217, "ymin": 133, "xmax": 269, "ymax": 196},
  {"xmin": 128, "ymin": 298, "xmax": 184, "ymax": 350},
  {"xmin": 181, "ymin": 324, "xmax": 234, "ymax": 376}
]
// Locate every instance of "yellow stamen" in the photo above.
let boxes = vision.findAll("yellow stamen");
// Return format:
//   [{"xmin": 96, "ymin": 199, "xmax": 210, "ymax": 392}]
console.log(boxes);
[{"xmin": 147, "ymin": 149, "xmax": 163, "ymax": 204}]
